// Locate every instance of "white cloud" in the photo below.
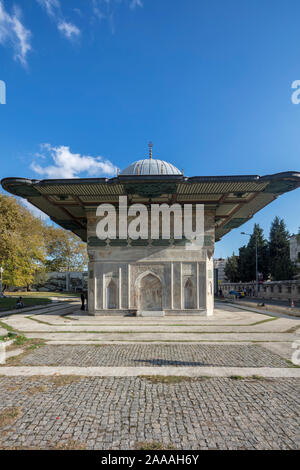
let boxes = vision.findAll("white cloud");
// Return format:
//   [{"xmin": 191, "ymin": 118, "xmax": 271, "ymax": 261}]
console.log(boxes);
[
  {"xmin": 92, "ymin": 0, "xmax": 143, "ymax": 25},
  {"xmin": 31, "ymin": 144, "xmax": 118, "ymax": 179},
  {"xmin": 0, "ymin": 0, "xmax": 31, "ymax": 65},
  {"xmin": 0, "ymin": 0, "xmax": 143, "ymax": 65},
  {"xmin": 36, "ymin": 0, "xmax": 60, "ymax": 17},
  {"xmin": 130, "ymin": 0, "xmax": 143, "ymax": 9},
  {"xmin": 37, "ymin": 0, "xmax": 143, "ymax": 43},
  {"xmin": 37, "ymin": 0, "xmax": 81, "ymax": 40},
  {"xmin": 58, "ymin": 21, "xmax": 80, "ymax": 39},
  {"xmin": 92, "ymin": 0, "xmax": 105, "ymax": 22}
]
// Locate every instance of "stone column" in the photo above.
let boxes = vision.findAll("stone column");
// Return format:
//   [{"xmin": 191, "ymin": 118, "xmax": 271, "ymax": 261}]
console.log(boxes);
[
  {"xmin": 180, "ymin": 262, "xmax": 183, "ymax": 310},
  {"xmin": 102, "ymin": 273, "xmax": 106, "ymax": 310},
  {"xmin": 170, "ymin": 262, "xmax": 174, "ymax": 310},
  {"xmin": 128, "ymin": 264, "xmax": 131, "ymax": 309},
  {"xmin": 88, "ymin": 262, "xmax": 95, "ymax": 315},
  {"xmin": 196, "ymin": 262, "xmax": 200, "ymax": 309},
  {"xmin": 119, "ymin": 267, "xmax": 122, "ymax": 309}
]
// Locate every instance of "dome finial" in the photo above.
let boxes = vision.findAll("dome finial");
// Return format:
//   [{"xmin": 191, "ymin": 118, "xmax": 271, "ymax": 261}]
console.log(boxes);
[{"xmin": 148, "ymin": 141, "xmax": 153, "ymax": 160}]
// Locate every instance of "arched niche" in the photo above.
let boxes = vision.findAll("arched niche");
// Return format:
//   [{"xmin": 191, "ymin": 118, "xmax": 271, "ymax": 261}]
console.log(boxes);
[
  {"xmin": 106, "ymin": 279, "xmax": 117, "ymax": 309},
  {"xmin": 184, "ymin": 278, "xmax": 195, "ymax": 309},
  {"xmin": 138, "ymin": 273, "xmax": 162, "ymax": 311}
]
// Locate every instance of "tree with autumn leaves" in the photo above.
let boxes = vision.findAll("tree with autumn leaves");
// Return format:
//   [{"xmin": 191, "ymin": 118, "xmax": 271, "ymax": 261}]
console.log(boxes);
[{"xmin": 0, "ymin": 193, "xmax": 88, "ymax": 291}]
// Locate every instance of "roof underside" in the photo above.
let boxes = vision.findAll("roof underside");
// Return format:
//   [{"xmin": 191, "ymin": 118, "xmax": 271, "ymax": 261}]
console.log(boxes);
[{"xmin": 2, "ymin": 172, "xmax": 300, "ymax": 243}]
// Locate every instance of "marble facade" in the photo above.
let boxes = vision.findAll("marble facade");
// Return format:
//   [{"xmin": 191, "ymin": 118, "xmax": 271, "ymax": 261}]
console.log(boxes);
[{"xmin": 87, "ymin": 210, "xmax": 215, "ymax": 316}]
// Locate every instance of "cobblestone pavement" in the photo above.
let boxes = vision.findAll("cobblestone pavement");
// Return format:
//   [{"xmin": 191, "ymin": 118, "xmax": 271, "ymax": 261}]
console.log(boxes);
[
  {"xmin": 0, "ymin": 376, "xmax": 299, "ymax": 450},
  {"xmin": 19, "ymin": 344, "xmax": 289, "ymax": 368}
]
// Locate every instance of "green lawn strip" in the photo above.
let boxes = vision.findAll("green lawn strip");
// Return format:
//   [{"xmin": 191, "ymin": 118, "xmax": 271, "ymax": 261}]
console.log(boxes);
[
  {"xmin": 285, "ymin": 359, "xmax": 300, "ymax": 368},
  {"xmin": 0, "ymin": 336, "xmax": 46, "ymax": 366},
  {"xmin": 0, "ymin": 320, "xmax": 17, "ymax": 333},
  {"xmin": 250, "ymin": 317, "xmax": 278, "ymax": 326},
  {"xmin": 229, "ymin": 375, "xmax": 278, "ymax": 382},
  {"xmin": 27, "ymin": 316, "xmax": 53, "ymax": 326},
  {"xmin": 0, "ymin": 320, "xmax": 33, "ymax": 347},
  {"xmin": 284, "ymin": 325, "xmax": 300, "ymax": 334},
  {"xmin": 63, "ymin": 315, "xmax": 80, "ymax": 321},
  {"xmin": 59, "ymin": 315, "xmax": 75, "ymax": 321},
  {"xmin": 11, "ymin": 335, "xmax": 44, "ymax": 348}
]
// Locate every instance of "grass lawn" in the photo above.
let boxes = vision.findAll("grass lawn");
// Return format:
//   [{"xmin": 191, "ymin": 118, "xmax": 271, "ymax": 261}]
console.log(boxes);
[
  {"xmin": 0, "ymin": 291, "xmax": 80, "ymax": 312},
  {"xmin": 0, "ymin": 296, "xmax": 52, "ymax": 311},
  {"xmin": 4, "ymin": 291, "xmax": 80, "ymax": 298}
]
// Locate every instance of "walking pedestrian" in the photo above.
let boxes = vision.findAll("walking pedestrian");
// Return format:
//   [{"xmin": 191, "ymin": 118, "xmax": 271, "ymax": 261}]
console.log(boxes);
[
  {"xmin": 85, "ymin": 292, "xmax": 88, "ymax": 312},
  {"xmin": 80, "ymin": 291, "xmax": 85, "ymax": 311}
]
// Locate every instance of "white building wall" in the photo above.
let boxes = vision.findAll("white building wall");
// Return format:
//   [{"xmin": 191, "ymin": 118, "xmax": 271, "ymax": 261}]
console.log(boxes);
[{"xmin": 290, "ymin": 235, "xmax": 300, "ymax": 266}]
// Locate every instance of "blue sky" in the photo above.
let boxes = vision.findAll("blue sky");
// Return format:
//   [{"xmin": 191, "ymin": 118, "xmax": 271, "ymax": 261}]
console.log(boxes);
[{"xmin": 0, "ymin": 0, "xmax": 299, "ymax": 256}]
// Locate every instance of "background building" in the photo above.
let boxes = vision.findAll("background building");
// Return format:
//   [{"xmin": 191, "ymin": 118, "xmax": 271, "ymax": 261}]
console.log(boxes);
[
  {"xmin": 290, "ymin": 235, "xmax": 300, "ymax": 267},
  {"xmin": 214, "ymin": 258, "xmax": 227, "ymax": 283}
]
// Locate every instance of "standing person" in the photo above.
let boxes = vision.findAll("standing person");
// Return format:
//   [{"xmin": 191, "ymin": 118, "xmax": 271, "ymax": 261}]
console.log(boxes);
[
  {"xmin": 80, "ymin": 291, "xmax": 85, "ymax": 311},
  {"xmin": 84, "ymin": 292, "xmax": 88, "ymax": 312}
]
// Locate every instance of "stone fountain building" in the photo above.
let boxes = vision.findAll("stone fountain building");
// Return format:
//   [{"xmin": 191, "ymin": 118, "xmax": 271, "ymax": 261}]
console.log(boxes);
[{"xmin": 2, "ymin": 148, "xmax": 300, "ymax": 316}]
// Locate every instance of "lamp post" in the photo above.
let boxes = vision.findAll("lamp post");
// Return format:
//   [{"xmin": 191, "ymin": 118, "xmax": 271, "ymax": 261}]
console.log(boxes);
[
  {"xmin": 0, "ymin": 267, "xmax": 3, "ymax": 295},
  {"xmin": 241, "ymin": 232, "xmax": 258, "ymax": 296}
]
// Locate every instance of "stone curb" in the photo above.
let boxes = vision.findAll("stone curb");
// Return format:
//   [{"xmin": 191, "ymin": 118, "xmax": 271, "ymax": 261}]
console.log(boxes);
[
  {"xmin": 45, "ymin": 340, "xmax": 254, "ymax": 345},
  {"xmin": 0, "ymin": 366, "xmax": 299, "ymax": 377}
]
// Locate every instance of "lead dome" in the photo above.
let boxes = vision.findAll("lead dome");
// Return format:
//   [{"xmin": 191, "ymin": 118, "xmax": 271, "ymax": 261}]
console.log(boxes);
[{"xmin": 120, "ymin": 158, "xmax": 181, "ymax": 176}]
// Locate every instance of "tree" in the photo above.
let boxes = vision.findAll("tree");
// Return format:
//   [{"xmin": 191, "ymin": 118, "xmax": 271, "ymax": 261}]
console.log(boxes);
[
  {"xmin": 0, "ymin": 193, "xmax": 46, "ymax": 290},
  {"xmin": 269, "ymin": 216, "xmax": 296, "ymax": 281},
  {"xmin": 44, "ymin": 226, "xmax": 88, "ymax": 272},
  {"xmin": 237, "ymin": 224, "xmax": 269, "ymax": 282},
  {"xmin": 237, "ymin": 245, "xmax": 249, "ymax": 282},
  {"xmin": 224, "ymin": 253, "xmax": 240, "ymax": 282},
  {"xmin": 0, "ymin": 193, "xmax": 23, "ymax": 264},
  {"xmin": 0, "ymin": 193, "xmax": 88, "ymax": 291}
]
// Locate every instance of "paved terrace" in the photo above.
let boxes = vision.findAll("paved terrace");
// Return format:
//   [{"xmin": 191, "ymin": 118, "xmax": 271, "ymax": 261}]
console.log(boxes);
[{"xmin": 0, "ymin": 303, "xmax": 299, "ymax": 450}]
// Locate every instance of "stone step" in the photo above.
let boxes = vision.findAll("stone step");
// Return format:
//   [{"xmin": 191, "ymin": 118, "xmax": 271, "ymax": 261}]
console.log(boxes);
[
  {"xmin": 137, "ymin": 310, "xmax": 165, "ymax": 317},
  {"xmin": 24, "ymin": 331, "xmax": 297, "ymax": 342},
  {"xmin": 0, "ymin": 366, "xmax": 299, "ymax": 378}
]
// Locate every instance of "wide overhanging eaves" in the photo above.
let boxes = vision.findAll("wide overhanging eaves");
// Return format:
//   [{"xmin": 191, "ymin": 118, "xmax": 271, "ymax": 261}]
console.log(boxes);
[{"xmin": 1, "ymin": 172, "xmax": 300, "ymax": 243}]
